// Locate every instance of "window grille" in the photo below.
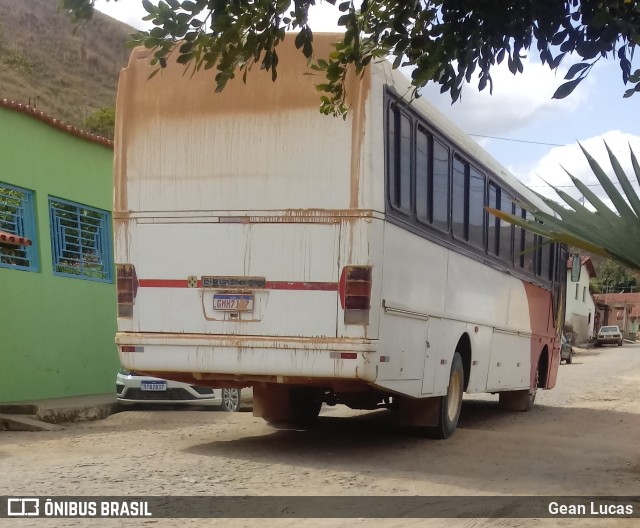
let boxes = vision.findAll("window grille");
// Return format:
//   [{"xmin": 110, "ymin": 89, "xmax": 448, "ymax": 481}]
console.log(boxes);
[
  {"xmin": 49, "ymin": 197, "xmax": 112, "ymax": 282},
  {"xmin": 0, "ymin": 183, "xmax": 38, "ymax": 272}
]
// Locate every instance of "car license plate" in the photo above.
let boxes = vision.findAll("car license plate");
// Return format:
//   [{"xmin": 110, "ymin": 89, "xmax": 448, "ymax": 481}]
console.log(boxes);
[
  {"xmin": 141, "ymin": 381, "xmax": 167, "ymax": 391},
  {"xmin": 213, "ymin": 294, "xmax": 254, "ymax": 311}
]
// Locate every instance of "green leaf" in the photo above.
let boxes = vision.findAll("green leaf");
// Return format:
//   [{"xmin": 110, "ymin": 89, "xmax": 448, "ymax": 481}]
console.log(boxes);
[
  {"xmin": 552, "ymin": 77, "xmax": 583, "ymax": 99},
  {"xmin": 142, "ymin": 0, "xmax": 155, "ymax": 14},
  {"xmin": 604, "ymin": 142, "xmax": 640, "ymax": 218},
  {"xmin": 564, "ymin": 62, "xmax": 589, "ymax": 80}
]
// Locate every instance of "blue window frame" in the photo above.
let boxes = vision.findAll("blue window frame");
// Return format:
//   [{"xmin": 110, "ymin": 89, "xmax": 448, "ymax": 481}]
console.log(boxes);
[
  {"xmin": 49, "ymin": 197, "xmax": 112, "ymax": 282},
  {"xmin": 0, "ymin": 183, "xmax": 38, "ymax": 272}
]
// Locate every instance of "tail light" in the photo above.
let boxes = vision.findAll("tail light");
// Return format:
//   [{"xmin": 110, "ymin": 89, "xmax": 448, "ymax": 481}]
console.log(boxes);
[
  {"xmin": 339, "ymin": 266, "xmax": 372, "ymax": 325},
  {"xmin": 116, "ymin": 264, "xmax": 138, "ymax": 318}
]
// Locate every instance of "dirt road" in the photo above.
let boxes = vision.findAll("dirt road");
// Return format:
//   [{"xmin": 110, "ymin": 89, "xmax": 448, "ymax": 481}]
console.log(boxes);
[{"xmin": 1, "ymin": 344, "xmax": 639, "ymax": 528}]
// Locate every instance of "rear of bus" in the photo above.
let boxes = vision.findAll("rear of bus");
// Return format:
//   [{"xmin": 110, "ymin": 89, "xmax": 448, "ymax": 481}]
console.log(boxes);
[{"xmin": 113, "ymin": 35, "xmax": 385, "ymax": 416}]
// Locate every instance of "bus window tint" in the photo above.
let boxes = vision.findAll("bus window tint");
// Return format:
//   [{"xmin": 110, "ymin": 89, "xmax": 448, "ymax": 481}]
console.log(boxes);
[
  {"xmin": 515, "ymin": 205, "xmax": 525, "ymax": 268},
  {"xmin": 468, "ymin": 167, "xmax": 485, "ymax": 248},
  {"xmin": 387, "ymin": 104, "xmax": 396, "ymax": 205},
  {"xmin": 398, "ymin": 114, "xmax": 412, "ymax": 211},
  {"xmin": 432, "ymin": 140, "xmax": 449, "ymax": 231},
  {"xmin": 499, "ymin": 191, "xmax": 513, "ymax": 262},
  {"xmin": 452, "ymin": 157, "xmax": 466, "ymax": 240},
  {"xmin": 416, "ymin": 127, "xmax": 430, "ymax": 222},
  {"xmin": 488, "ymin": 184, "xmax": 498, "ymax": 255},
  {"xmin": 538, "ymin": 236, "xmax": 552, "ymax": 280},
  {"xmin": 523, "ymin": 211, "xmax": 535, "ymax": 273}
]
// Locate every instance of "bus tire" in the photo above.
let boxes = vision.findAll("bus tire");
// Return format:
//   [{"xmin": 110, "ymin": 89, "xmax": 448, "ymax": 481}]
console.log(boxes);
[
  {"xmin": 499, "ymin": 364, "xmax": 539, "ymax": 412},
  {"xmin": 426, "ymin": 352, "xmax": 464, "ymax": 439}
]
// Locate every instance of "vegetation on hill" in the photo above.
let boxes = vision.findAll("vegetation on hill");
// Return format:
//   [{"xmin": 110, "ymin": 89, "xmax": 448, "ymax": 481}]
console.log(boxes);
[{"xmin": 0, "ymin": 0, "xmax": 132, "ymax": 135}]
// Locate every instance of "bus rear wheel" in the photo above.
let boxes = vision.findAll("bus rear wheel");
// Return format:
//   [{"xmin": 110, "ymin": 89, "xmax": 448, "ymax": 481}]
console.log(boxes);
[{"xmin": 426, "ymin": 352, "xmax": 464, "ymax": 439}]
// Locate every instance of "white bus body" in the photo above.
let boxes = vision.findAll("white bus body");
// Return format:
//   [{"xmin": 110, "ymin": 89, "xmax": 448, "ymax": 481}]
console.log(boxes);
[{"xmin": 114, "ymin": 35, "xmax": 564, "ymax": 437}]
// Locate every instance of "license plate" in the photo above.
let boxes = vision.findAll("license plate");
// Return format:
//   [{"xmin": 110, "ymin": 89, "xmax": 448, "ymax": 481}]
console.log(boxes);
[
  {"xmin": 213, "ymin": 294, "xmax": 254, "ymax": 311},
  {"xmin": 141, "ymin": 381, "xmax": 167, "ymax": 391}
]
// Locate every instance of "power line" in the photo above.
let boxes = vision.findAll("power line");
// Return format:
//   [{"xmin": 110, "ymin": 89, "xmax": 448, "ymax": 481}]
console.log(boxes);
[
  {"xmin": 469, "ymin": 133, "xmax": 640, "ymax": 154},
  {"xmin": 469, "ymin": 134, "xmax": 564, "ymax": 147},
  {"xmin": 528, "ymin": 178, "xmax": 640, "ymax": 189},
  {"xmin": 467, "ymin": 133, "xmax": 640, "ymax": 189}
]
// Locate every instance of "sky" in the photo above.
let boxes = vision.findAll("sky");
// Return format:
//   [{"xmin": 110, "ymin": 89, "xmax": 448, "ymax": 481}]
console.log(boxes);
[{"xmin": 94, "ymin": 0, "xmax": 640, "ymax": 208}]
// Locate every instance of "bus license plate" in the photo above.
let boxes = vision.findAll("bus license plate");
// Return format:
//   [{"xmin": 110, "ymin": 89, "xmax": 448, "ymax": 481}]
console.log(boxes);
[{"xmin": 213, "ymin": 294, "xmax": 254, "ymax": 312}]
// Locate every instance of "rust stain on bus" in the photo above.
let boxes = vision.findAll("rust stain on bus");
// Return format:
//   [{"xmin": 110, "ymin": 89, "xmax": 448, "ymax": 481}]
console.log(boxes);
[
  {"xmin": 113, "ymin": 60, "xmax": 135, "ymax": 214},
  {"xmin": 117, "ymin": 34, "xmax": 351, "ymax": 130},
  {"xmin": 349, "ymin": 68, "xmax": 371, "ymax": 209}
]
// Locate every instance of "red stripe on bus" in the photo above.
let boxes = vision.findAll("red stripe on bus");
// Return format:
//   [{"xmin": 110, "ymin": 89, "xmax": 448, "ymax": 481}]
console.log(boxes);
[
  {"xmin": 138, "ymin": 279, "xmax": 338, "ymax": 291},
  {"xmin": 266, "ymin": 281, "xmax": 337, "ymax": 291}
]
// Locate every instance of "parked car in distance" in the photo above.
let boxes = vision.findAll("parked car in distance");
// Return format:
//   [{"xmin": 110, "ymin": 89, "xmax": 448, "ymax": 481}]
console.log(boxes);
[
  {"xmin": 595, "ymin": 326, "xmax": 623, "ymax": 347},
  {"xmin": 116, "ymin": 369, "xmax": 249, "ymax": 411},
  {"xmin": 560, "ymin": 335, "xmax": 574, "ymax": 364}
]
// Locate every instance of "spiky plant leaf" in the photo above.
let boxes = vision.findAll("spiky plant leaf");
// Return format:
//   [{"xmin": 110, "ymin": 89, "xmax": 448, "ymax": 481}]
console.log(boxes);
[{"xmin": 490, "ymin": 143, "xmax": 640, "ymax": 272}]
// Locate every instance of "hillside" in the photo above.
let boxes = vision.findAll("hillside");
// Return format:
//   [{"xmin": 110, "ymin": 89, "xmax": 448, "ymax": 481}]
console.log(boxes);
[{"xmin": 0, "ymin": 0, "xmax": 132, "ymax": 128}]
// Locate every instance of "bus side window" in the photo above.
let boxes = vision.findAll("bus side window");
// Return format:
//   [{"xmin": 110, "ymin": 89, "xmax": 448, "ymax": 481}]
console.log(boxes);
[
  {"xmin": 488, "ymin": 183, "xmax": 499, "ymax": 255},
  {"xmin": 388, "ymin": 105, "xmax": 412, "ymax": 214},
  {"xmin": 387, "ymin": 104, "xmax": 396, "ymax": 207},
  {"xmin": 397, "ymin": 113, "xmax": 412, "ymax": 212},
  {"xmin": 432, "ymin": 139, "xmax": 449, "ymax": 231},
  {"xmin": 522, "ymin": 210, "xmax": 536, "ymax": 273},
  {"xmin": 468, "ymin": 166, "xmax": 485, "ymax": 248},
  {"xmin": 499, "ymin": 189, "xmax": 513, "ymax": 263},
  {"xmin": 515, "ymin": 205, "xmax": 525, "ymax": 268},
  {"xmin": 537, "ymin": 236, "xmax": 552, "ymax": 281},
  {"xmin": 452, "ymin": 156, "xmax": 466, "ymax": 241},
  {"xmin": 416, "ymin": 127, "xmax": 430, "ymax": 223}
]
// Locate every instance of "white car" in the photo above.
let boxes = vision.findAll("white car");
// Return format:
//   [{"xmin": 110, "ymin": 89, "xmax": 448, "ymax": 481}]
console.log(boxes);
[
  {"xmin": 116, "ymin": 369, "xmax": 248, "ymax": 412},
  {"xmin": 595, "ymin": 326, "xmax": 624, "ymax": 347}
]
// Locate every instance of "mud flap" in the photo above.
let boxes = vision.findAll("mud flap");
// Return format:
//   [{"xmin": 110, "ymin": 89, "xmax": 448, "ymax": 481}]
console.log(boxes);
[
  {"xmin": 252, "ymin": 383, "xmax": 291, "ymax": 423},
  {"xmin": 396, "ymin": 395, "xmax": 441, "ymax": 427},
  {"xmin": 498, "ymin": 389, "xmax": 534, "ymax": 412}
]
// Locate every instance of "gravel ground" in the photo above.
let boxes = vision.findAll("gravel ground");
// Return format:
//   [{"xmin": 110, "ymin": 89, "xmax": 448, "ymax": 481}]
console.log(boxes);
[{"xmin": 1, "ymin": 343, "xmax": 639, "ymax": 528}]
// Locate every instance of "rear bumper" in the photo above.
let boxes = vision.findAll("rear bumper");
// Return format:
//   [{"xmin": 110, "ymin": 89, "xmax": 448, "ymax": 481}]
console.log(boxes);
[
  {"xmin": 116, "ymin": 333, "xmax": 378, "ymax": 382},
  {"xmin": 596, "ymin": 337, "xmax": 622, "ymax": 344}
]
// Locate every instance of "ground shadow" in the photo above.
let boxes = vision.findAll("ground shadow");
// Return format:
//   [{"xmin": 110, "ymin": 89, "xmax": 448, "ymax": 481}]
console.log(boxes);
[{"xmin": 181, "ymin": 399, "xmax": 639, "ymax": 495}]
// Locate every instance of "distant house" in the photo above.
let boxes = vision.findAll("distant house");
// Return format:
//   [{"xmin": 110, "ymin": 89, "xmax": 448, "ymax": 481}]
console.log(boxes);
[
  {"xmin": 565, "ymin": 256, "xmax": 596, "ymax": 343},
  {"xmin": 592, "ymin": 293, "xmax": 640, "ymax": 341},
  {"xmin": 0, "ymin": 100, "xmax": 118, "ymax": 403}
]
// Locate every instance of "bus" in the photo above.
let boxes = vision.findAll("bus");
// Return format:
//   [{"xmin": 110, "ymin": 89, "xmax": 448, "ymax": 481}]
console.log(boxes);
[{"xmin": 113, "ymin": 33, "xmax": 566, "ymax": 439}]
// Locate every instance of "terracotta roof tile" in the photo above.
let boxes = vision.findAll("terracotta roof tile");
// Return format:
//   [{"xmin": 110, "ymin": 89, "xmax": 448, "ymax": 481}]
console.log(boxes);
[
  {"xmin": 0, "ymin": 99, "xmax": 113, "ymax": 149},
  {"xmin": 0, "ymin": 230, "xmax": 32, "ymax": 246}
]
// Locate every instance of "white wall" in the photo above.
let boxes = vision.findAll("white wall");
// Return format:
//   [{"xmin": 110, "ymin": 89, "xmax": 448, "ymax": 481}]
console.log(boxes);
[{"xmin": 565, "ymin": 264, "xmax": 595, "ymax": 342}]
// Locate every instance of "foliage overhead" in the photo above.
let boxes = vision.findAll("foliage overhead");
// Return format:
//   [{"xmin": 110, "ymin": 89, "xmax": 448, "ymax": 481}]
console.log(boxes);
[
  {"xmin": 590, "ymin": 259, "xmax": 638, "ymax": 293},
  {"xmin": 59, "ymin": 0, "xmax": 640, "ymax": 116},
  {"xmin": 490, "ymin": 143, "xmax": 640, "ymax": 273}
]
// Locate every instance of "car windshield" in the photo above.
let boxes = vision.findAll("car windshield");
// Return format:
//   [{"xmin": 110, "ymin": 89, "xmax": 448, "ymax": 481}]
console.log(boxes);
[{"xmin": 600, "ymin": 326, "xmax": 620, "ymax": 332}]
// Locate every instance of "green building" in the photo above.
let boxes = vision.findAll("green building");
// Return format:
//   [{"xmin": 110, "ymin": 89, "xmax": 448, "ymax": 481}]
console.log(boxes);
[{"xmin": 0, "ymin": 100, "xmax": 118, "ymax": 403}]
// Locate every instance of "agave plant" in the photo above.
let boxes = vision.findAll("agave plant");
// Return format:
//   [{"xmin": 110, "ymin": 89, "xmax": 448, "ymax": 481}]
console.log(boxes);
[{"xmin": 490, "ymin": 143, "xmax": 640, "ymax": 272}]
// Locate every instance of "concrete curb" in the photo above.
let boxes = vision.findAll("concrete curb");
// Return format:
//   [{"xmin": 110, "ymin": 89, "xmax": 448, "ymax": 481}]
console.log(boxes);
[
  {"xmin": 0, "ymin": 394, "xmax": 119, "ymax": 429},
  {"xmin": 0, "ymin": 414, "xmax": 66, "ymax": 432}
]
